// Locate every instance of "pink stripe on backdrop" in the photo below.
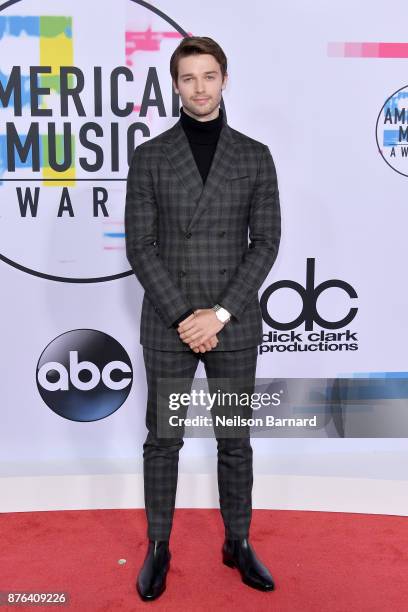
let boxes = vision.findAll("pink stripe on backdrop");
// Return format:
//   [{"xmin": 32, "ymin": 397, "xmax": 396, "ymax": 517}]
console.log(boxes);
[
  {"xmin": 327, "ymin": 42, "xmax": 344, "ymax": 57},
  {"xmin": 378, "ymin": 43, "xmax": 408, "ymax": 58},
  {"xmin": 361, "ymin": 43, "xmax": 380, "ymax": 57},
  {"xmin": 328, "ymin": 41, "xmax": 408, "ymax": 58},
  {"xmin": 344, "ymin": 43, "xmax": 363, "ymax": 57}
]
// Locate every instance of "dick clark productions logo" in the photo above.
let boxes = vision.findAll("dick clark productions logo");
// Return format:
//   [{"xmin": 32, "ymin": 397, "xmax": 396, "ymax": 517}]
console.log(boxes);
[
  {"xmin": 259, "ymin": 258, "xmax": 359, "ymax": 354},
  {"xmin": 36, "ymin": 329, "xmax": 133, "ymax": 422}
]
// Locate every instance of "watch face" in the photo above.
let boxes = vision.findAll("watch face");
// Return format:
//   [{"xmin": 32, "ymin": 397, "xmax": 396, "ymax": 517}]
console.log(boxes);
[
  {"xmin": 218, "ymin": 310, "xmax": 229, "ymax": 323},
  {"xmin": 214, "ymin": 306, "xmax": 229, "ymax": 323}
]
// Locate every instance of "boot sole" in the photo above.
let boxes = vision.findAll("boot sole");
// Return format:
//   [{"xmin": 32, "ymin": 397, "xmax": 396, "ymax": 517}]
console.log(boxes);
[
  {"xmin": 223, "ymin": 553, "xmax": 275, "ymax": 591},
  {"xmin": 136, "ymin": 579, "xmax": 167, "ymax": 601}
]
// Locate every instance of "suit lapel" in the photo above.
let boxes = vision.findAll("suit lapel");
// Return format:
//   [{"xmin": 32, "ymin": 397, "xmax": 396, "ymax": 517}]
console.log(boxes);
[
  {"xmin": 164, "ymin": 118, "xmax": 236, "ymax": 230},
  {"xmin": 164, "ymin": 120, "xmax": 204, "ymax": 202}
]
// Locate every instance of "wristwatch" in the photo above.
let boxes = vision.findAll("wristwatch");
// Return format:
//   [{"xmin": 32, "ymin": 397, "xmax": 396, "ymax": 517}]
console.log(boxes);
[{"xmin": 212, "ymin": 304, "xmax": 231, "ymax": 324}]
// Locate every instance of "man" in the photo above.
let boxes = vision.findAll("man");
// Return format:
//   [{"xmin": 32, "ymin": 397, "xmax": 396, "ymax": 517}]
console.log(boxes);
[{"xmin": 125, "ymin": 36, "xmax": 281, "ymax": 601}]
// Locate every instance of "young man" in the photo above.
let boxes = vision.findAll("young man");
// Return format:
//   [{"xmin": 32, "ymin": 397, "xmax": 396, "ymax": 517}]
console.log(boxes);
[{"xmin": 125, "ymin": 36, "xmax": 281, "ymax": 601}]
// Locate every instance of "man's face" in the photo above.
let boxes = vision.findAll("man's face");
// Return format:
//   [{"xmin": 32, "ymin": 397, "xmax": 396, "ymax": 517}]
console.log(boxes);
[{"xmin": 173, "ymin": 53, "xmax": 227, "ymax": 121}]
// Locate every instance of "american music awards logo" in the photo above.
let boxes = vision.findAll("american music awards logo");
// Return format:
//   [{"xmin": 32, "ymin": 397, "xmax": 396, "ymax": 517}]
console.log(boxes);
[
  {"xmin": 259, "ymin": 258, "xmax": 359, "ymax": 355},
  {"xmin": 0, "ymin": 0, "xmax": 191, "ymax": 282},
  {"xmin": 376, "ymin": 84, "xmax": 408, "ymax": 177}
]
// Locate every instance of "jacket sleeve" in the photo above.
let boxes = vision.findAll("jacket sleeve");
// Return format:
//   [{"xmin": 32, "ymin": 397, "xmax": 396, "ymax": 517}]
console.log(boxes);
[
  {"xmin": 217, "ymin": 144, "xmax": 281, "ymax": 321},
  {"xmin": 124, "ymin": 145, "xmax": 194, "ymax": 328}
]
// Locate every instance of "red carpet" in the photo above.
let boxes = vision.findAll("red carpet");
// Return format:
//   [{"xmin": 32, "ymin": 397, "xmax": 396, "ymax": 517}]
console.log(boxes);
[{"xmin": 1, "ymin": 508, "xmax": 408, "ymax": 611}]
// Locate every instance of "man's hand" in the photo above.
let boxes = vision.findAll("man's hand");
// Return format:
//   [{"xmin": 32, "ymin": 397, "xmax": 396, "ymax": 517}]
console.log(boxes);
[
  {"xmin": 192, "ymin": 334, "xmax": 219, "ymax": 354},
  {"xmin": 177, "ymin": 308, "xmax": 225, "ymax": 350}
]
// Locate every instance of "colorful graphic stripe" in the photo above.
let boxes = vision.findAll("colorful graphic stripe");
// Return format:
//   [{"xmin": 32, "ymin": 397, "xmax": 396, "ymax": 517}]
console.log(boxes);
[
  {"xmin": 380, "ymin": 90, "xmax": 408, "ymax": 147},
  {"xmin": 102, "ymin": 221, "xmax": 125, "ymax": 250},
  {"xmin": 125, "ymin": 25, "xmax": 190, "ymax": 66},
  {"xmin": 40, "ymin": 17, "xmax": 74, "ymax": 185},
  {"xmin": 328, "ymin": 42, "xmax": 408, "ymax": 58},
  {"xmin": 336, "ymin": 372, "xmax": 408, "ymax": 400},
  {"xmin": 0, "ymin": 16, "xmax": 74, "ymax": 185}
]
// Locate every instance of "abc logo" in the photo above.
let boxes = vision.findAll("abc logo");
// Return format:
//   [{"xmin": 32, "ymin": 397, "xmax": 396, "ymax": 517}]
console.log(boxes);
[{"xmin": 36, "ymin": 329, "xmax": 133, "ymax": 422}]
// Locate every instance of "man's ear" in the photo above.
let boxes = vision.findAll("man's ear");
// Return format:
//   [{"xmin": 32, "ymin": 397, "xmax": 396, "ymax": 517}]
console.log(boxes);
[{"xmin": 172, "ymin": 79, "xmax": 179, "ymax": 95}]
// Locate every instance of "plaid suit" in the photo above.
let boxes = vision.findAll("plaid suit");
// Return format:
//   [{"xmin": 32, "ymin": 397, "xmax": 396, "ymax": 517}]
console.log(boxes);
[
  {"xmin": 125, "ymin": 113, "xmax": 281, "ymax": 351},
  {"xmin": 142, "ymin": 345, "xmax": 258, "ymax": 541},
  {"xmin": 125, "ymin": 111, "xmax": 280, "ymax": 540}
]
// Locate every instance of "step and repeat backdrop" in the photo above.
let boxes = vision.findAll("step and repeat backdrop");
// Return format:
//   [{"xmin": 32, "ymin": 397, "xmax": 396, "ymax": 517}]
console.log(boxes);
[{"xmin": 1, "ymin": 0, "xmax": 407, "ymax": 510}]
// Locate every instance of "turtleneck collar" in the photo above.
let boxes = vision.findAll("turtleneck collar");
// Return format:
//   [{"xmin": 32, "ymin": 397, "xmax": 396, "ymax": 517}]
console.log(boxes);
[{"xmin": 180, "ymin": 106, "xmax": 224, "ymax": 144}]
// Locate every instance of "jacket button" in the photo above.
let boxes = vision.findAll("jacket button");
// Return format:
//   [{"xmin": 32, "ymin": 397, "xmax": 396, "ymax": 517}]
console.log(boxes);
[
  {"xmin": 220, "ymin": 268, "xmax": 226, "ymax": 274},
  {"xmin": 179, "ymin": 270, "xmax": 186, "ymax": 277},
  {"xmin": 185, "ymin": 232, "xmax": 192, "ymax": 239},
  {"xmin": 219, "ymin": 231, "xmax": 226, "ymax": 237}
]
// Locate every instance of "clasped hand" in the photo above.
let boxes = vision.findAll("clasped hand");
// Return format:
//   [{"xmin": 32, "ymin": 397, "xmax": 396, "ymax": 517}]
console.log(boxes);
[{"xmin": 177, "ymin": 309, "xmax": 225, "ymax": 353}]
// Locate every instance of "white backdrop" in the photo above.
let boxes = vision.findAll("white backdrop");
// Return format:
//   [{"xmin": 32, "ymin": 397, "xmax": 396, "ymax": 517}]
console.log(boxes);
[{"xmin": 1, "ymin": 0, "xmax": 408, "ymax": 514}]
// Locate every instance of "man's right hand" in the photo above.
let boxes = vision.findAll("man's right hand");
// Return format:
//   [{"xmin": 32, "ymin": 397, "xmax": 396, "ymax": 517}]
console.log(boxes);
[
  {"xmin": 177, "ymin": 313, "xmax": 218, "ymax": 353},
  {"xmin": 192, "ymin": 334, "xmax": 219, "ymax": 354}
]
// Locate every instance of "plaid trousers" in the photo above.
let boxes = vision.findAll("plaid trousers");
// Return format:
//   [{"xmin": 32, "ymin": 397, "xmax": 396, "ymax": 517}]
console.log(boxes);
[{"xmin": 142, "ymin": 345, "xmax": 258, "ymax": 541}]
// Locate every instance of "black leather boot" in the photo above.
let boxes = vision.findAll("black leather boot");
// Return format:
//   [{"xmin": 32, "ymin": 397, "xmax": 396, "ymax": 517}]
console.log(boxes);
[
  {"xmin": 222, "ymin": 537, "xmax": 275, "ymax": 591},
  {"xmin": 136, "ymin": 539, "xmax": 171, "ymax": 601}
]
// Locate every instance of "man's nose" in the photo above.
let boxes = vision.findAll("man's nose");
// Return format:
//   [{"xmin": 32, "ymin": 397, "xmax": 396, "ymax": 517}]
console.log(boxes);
[{"xmin": 195, "ymin": 80, "xmax": 205, "ymax": 93}]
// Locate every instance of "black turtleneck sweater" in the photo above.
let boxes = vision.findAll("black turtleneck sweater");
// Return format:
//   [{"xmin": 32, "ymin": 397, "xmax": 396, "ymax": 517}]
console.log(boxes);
[
  {"xmin": 179, "ymin": 105, "xmax": 224, "ymax": 183},
  {"xmin": 171, "ymin": 106, "xmax": 225, "ymax": 329}
]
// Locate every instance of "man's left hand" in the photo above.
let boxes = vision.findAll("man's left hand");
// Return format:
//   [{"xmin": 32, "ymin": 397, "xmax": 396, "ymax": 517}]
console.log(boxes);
[{"xmin": 177, "ymin": 308, "xmax": 225, "ymax": 349}]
